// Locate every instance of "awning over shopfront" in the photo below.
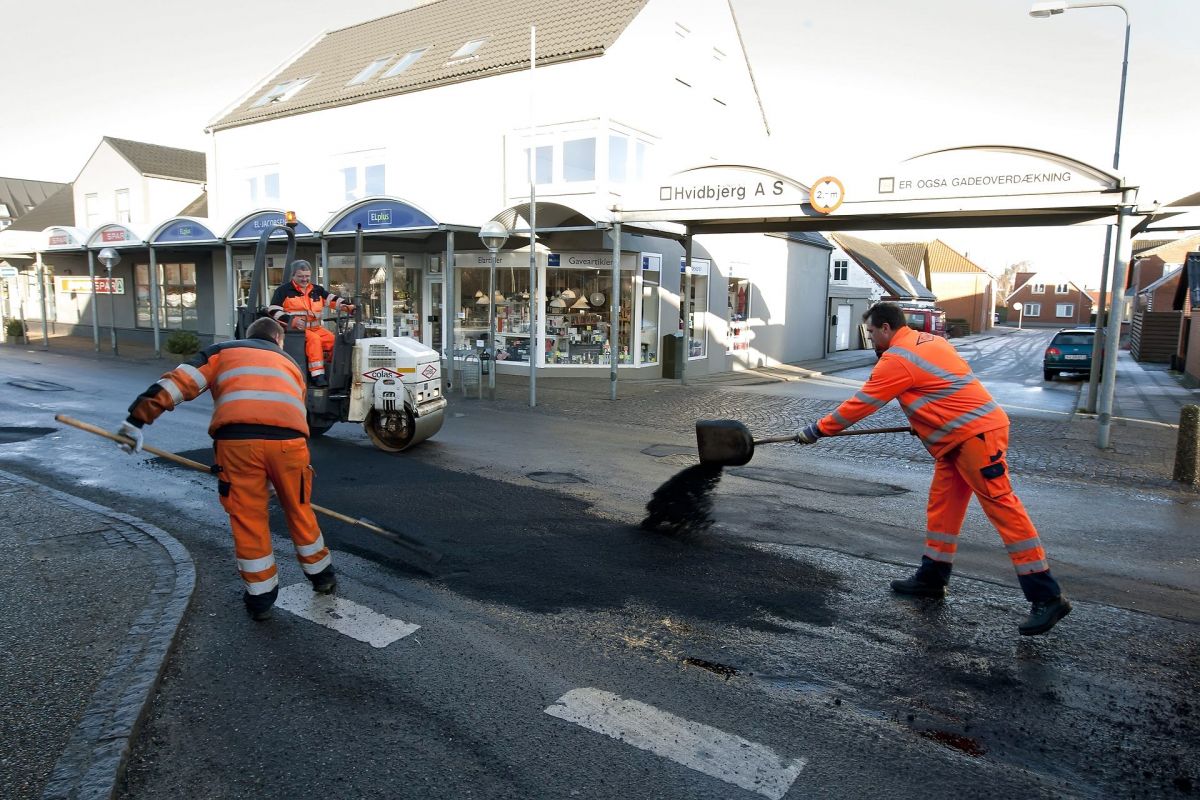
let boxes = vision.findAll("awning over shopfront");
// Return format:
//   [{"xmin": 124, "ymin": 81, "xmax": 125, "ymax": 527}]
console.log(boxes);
[
  {"xmin": 44, "ymin": 226, "xmax": 88, "ymax": 251},
  {"xmin": 151, "ymin": 217, "xmax": 221, "ymax": 245},
  {"xmin": 85, "ymin": 223, "xmax": 152, "ymax": 249},
  {"xmin": 224, "ymin": 209, "xmax": 314, "ymax": 241},
  {"xmin": 320, "ymin": 196, "xmax": 440, "ymax": 237}
]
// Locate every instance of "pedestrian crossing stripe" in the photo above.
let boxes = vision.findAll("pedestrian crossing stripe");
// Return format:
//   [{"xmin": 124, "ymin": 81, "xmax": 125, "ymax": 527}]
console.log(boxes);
[{"xmin": 275, "ymin": 583, "xmax": 419, "ymax": 648}]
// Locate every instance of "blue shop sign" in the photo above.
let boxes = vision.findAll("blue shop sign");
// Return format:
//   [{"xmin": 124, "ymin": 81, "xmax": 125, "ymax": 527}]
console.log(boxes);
[
  {"xmin": 230, "ymin": 213, "xmax": 312, "ymax": 240},
  {"xmin": 327, "ymin": 201, "xmax": 435, "ymax": 233},
  {"xmin": 547, "ymin": 253, "xmax": 560, "ymax": 266},
  {"xmin": 154, "ymin": 220, "xmax": 217, "ymax": 243}
]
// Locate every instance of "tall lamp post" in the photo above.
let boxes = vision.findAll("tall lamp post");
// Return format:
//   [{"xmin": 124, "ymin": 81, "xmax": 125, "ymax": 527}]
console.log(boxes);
[
  {"xmin": 1029, "ymin": 0, "xmax": 1131, "ymax": 443},
  {"xmin": 97, "ymin": 247, "xmax": 121, "ymax": 356},
  {"xmin": 479, "ymin": 221, "xmax": 509, "ymax": 399}
]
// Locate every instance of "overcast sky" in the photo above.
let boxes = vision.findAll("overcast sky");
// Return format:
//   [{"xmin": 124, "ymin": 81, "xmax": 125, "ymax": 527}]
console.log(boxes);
[{"xmin": 2, "ymin": 0, "xmax": 1196, "ymax": 286}]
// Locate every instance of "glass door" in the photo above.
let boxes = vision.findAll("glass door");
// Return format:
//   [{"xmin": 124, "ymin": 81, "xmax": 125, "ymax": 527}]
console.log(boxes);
[{"xmin": 426, "ymin": 279, "xmax": 442, "ymax": 351}]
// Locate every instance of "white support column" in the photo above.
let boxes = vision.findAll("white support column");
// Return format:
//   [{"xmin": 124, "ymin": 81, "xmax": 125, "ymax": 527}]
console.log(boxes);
[
  {"xmin": 1096, "ymin": 186, "xmax": 1137, "ymax": 449},
  {"xmin": 87, "ymin": 250, "xmax": 99, "ymax": 351},
  {"xmin": 610, "ymin": 222, "xmax": 621, "ymax": 401}
]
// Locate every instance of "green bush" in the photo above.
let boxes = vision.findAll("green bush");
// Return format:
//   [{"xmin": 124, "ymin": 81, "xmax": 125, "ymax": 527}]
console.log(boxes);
[
  {"xmin": 165, "ymin": 330, "xmax": 201, "ymax": 355},
  {"xmin": 5, "ymin": 319, "xmax": 25, "ymax": 340}
]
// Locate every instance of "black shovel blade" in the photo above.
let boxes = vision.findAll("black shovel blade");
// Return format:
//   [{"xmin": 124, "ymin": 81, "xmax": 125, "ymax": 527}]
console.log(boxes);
[{"xmin": 695, "ymin": 419, "xmax": 755, "ymax": 467}]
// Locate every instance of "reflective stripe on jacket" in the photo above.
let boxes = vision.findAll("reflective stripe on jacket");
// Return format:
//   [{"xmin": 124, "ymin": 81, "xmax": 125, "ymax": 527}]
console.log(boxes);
[
  {"xmin": 817, "ymin": 326, "xmax": 1008, "ymax": 457},
  {"xmin": 127, "ymin": 338, "xmax": 309, "ymax": 438},
  {"xmin": 267, "ymin": 281, "xmax": 349, "ymax": 327}
]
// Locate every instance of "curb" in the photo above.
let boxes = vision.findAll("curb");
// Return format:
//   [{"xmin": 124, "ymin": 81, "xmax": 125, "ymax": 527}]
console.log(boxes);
[{"xmin": 0, "ymin": 469, "xmax": 196, "ymax": 800}]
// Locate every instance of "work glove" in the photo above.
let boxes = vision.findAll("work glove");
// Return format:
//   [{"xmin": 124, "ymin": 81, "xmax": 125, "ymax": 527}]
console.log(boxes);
[
  {"xmin": 286, "ymin": 315, "xmax": 307, "ymax": 331},
  {"xmin": 116, "ymin": 421, "xmax": 144, "ymax": 454},
  {"xmin": 341, "ymin": 304, "xmax": 356, "ymax": 315},
  {"xmin": 794, "ymin": 422, "xmax": 823, "ymax": 445}
]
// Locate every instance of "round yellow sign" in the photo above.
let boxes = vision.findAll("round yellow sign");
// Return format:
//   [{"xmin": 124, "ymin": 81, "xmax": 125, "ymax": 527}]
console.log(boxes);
[{"xmin": 810, "ymin": 176, "xmax": 845, "ymax": 214}]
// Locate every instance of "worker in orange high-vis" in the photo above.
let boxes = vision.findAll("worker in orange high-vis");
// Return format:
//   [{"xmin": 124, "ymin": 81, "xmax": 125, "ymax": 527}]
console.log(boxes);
[
  {"xmin": 115, "ymin": 317, "xmax": 335, "ymax": 621},
  {"xmin": 794, "ymin": 302, "xmax": 1071, "ymax": 636},
  {"xmin": 267, "ymin": 260, "xmax": 355, "ymax": 387}
]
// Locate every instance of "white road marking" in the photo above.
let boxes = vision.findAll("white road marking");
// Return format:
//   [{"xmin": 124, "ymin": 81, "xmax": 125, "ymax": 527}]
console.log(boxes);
[
  {"xmin": 545, "ymin": 688, "xmax": 805, "ymax": 800},
  {"xmin": 275, "ymin": 583, "xmax": 419, "ymax": 648}
]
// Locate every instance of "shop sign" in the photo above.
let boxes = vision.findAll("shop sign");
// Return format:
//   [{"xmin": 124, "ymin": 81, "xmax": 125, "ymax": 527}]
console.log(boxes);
[
  {"xmin": 679, "ymin": 257, "xmax": 710, "ymax": 276},
  {"xmin": 549, "ymin": 252, "xmax": 638, "ymax": 269},
  {"xmin": 230, "ymin": 213, "xmax": 312, "ymax": 239},
  {"xmin": 641, "ymin": 253, "xmax": 662, "ymax": 271},
  {"xmin": 101, "ymin": 228, "xmax": 129, "ymax": 243},
  {"xmin": 59, "ymin": 276, "xmax": 125, "ymax": 294},
  {"xmin": 0, "ymin": 264, "xmax": 19, "ymax": 278},
  {"xmin": 155, "ymin": 221, "xmax": 217, "ymax": 243},
  {"xmin": 327, "ymin": 201, "xmax": 435, "ymax": 234},
  {"xmin": 49, "ymin": 234, "xmax": 70, "ymax": 246}
]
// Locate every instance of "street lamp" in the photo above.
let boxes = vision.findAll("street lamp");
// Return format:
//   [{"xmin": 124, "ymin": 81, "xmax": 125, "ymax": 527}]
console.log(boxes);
[
  {"xmin": 97, "ymin": 247, "xmax": 120, "ymax": 355},
  {"xmin": 479, "ymin": 221, "xmax": 509, "ymax": 398},
  {"xmin": 1029, "ymin": 0, "xmax": 1131, "ymax": 445}
]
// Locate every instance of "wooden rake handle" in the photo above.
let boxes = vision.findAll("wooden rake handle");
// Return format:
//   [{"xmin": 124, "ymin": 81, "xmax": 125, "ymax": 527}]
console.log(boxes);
[{"xmin": 754, "ymin": 425, "xmax": 912, "ymax": 445}]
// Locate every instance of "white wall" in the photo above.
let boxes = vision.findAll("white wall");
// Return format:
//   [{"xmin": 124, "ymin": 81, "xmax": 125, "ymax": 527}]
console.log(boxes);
[
  {"xmin": 74, "ymin": 142, "xmax": 202, "ymax": 232},
  {"xmin": 829, "ymin": 243, "xmax": 882, "ymax": 301}
]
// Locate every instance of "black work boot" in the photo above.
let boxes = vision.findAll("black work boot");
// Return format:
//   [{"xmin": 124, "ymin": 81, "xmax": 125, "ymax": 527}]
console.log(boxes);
[
  {"xmin": 309, "ymin": 566, "xmax": 337, "ymax": 595},
  {"xmin": 243, "ymin": 587, "xmax": 278, "ymax": 622},
  {"xmin": 890, "ymin": 575, "xmax": 947, "ymax": 598},
  {"xmin": 1018, "ymin": 596, "xmax": 1072, "ymax": 636},
  {"xmin": 310, "ymin": 374, "xmax": 329, "ymax": 388}
]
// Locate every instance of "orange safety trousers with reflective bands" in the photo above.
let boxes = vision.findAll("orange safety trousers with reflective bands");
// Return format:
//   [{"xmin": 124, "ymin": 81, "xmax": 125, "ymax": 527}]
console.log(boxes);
[
  {"xmin": 214, "ymin": 438, "xmax": 330, "ymax": 598},
  {"xmin": 924, "ymin": 427, "xmax": 1050, "ymax": 577}
]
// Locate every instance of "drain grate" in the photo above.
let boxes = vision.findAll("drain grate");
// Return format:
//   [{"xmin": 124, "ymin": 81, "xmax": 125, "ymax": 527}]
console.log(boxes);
[
  {"xmin": 8, "ymin": 379, "xmax": 72, "ymax": 392},
  {"xmin": 0, "ymin": 426, "xmax": 57, "ymax": 444},
  {"xmin": 526, "ymin": 471, "xmax": 587, "ymax": 485}
]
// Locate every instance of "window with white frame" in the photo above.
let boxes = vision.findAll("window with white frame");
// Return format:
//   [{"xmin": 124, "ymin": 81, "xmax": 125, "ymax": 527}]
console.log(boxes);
[
  {"xmin": 348, "ymin": 56, "xmax": 394, "ymax": 86},
  {"xmin": 250, "ymin": 77, "xmax": 312, "ymax": 108},
  {"xmin": 383, "ymin": 48, "xmax": 428, "ymax": 78},
  {"xmin": 243, "ymin": 167, "xmax": 281, "ymax": 206},
  {"xmin": 563, "ymin": 137, "xmax": 596, "ymax": 182},
  {"xmin": 1056, "ymin": 303, "xmax": 1074, "ymax": 318},
  {"xmin": 1025, "ymin": 302, "xmax": 1042, "ymax": 316},
  {"xmin": 337, "ymin": 149, "xmax": 386, "ymax": 202},
  {"xmin": 1032, "ymin": 282, "xmax": 1045, "ymax": 293},
  {"xmin": 114, "ymin": 189, "xmax": 131, "ymax": 223},
  {"xmin": 448, "ymin": 38, "xmax": 486, "ymax": 62},
  {"xmin": 514, "ymin": 124, "xmax": 653, "ymax": 194},
  {"xmin": 85, "ymin": 194, "xmax": 99, "ymax": 229},
  {"xmin": 1055, "ymin": 283, "xmax": 1069, "ymax": 294},
  {"xmin": 833, "ymin": 259, "xmax": 849, "ymax": 281}
]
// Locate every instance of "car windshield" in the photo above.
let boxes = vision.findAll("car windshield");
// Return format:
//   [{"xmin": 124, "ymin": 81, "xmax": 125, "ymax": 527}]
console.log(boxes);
[{"xmin": 1053, "ymin": 333, "xmax": 1093, "ymax": 346}]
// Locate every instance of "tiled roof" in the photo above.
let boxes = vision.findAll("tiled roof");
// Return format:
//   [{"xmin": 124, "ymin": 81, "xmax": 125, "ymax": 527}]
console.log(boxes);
[
  {"xmin": 881, "ymin": 242, "xmax": 926, "ymax": 277},
  {"xmin": 6, "ymin": 183, "xmax": 75, "ymax": 231},
  {"xmin": 778, "ymin": 231, "xmax": 833, "ymax": 249},
  {"xmin": 177, "ymin": 192, "xmax": 208, "ymax": 217},
  {"xmin": 1132, "ymin": 233, "xmax": 1200, "ymax": 264},
  {"xmin": 210, "ymin": 0, "xmax": 649, "ymax": 130},
  {"xmin": 831, "ymin": 233, "xmax": 934, "ymax": 301},
  {"xmin": 924, "ymin": 240, "xmax": 988, "ymax": 274},
  {"xmin": 0, "ymin": 177, "xmax": 67, "ymax": 224},
  {"xmin": 1132, "ymin": 238, "xmax": 1173, "ymax": 255},
  {"xmin": 104, "ymin": 137, "xmax": 206, "ymax": 182}
]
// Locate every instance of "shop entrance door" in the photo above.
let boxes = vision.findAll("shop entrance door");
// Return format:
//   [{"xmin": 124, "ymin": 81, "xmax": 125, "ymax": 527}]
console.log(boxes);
[
  {"xmin": 426, "ymin": 279, "xmax": 442, "ymax": 351},
  {"xmin": 835, "ymin": 304, "xmax": 851, "ymax": 350}
]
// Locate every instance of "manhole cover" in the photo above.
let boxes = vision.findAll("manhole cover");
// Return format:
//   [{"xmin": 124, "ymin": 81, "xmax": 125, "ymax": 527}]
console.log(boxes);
[
  {"xmin": 641, "ymin": 444, "xmax": 695, "ymax": 458},
  {"xmin": 526, "ymin": 471, "xmax": 587, "ymax": 485},
  {"xmin": 0, "ymin": 426, "xmax": 57, "ymax": 443},
  {"xmin": 727, "ymin": 466, "xmax": 908, "ymax": 497},
  {"xmin": 7, "ymin": 379, "xmax": 72, "ymax": 392}
]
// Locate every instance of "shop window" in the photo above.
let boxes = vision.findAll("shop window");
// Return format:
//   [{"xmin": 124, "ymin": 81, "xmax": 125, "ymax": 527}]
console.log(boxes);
[
  {"xmin": 234, "ymin": 255, "xmax": 285, "ymax": 309},
  {"xmin": 454, "ymin": 257, "xmax": 536, "ymax": 364},
  {"xmin": 328, "ymin": 254, "xmax": 387, "ymax": 332},
  {"xmin": 1056, "ymin": 303, "xmax": 1074, "ymax": 318},
  {"xmin": 251, "ymin": 77, "xmax": 312, "ymax": 108},
  {"xmin": 348, "ymin": 56, "xmax": 394, "ymax": 86},
  {"xmin": 563, "ymin": 138, "xmax": 596, "ymax": 182},
  {"xmin": 115, "ymin": 189, "xmax": 131, "ymax": 223},
  {"xmin": 833, "ymin": 259, "xmax": 848, "ymax": 281},
  {"xmin": 391, "ymin": 255, "xmax": 423, "ymax": 339},
  {"xmin": 383, "ymin": 48, "xmax": 428, "ymax": 78},
  {"xmin": 544, "ymin": 262, "xmax": 634, "ymax": 365},
  {"xmin": 85, "ymin": 194, "xmax": 99, "ymax": 229},
  {"xmin": 727, "ymin": 277, "xmax": 751, "ymax": 355},
  {"xmin": 136, "ymin": 262, "xmax": 197, "ymax": 331},
  {"xmin": 682, "ymin": 257, "xmax": 710, "ymax": 359},
  {"xmin": 640, "ymin": 254, "xmax": 661, "ymax": 365}
]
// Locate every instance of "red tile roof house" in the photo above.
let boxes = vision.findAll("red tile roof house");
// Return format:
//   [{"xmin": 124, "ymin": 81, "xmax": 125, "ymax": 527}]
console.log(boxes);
[
  {"xmin": 1128, "ymin": 235, "xmax": 1200, "ymax": 365},
  {"xmin": 1005, "ymin": 272, "xmax": 1093, "ymax": 327},
  {"xmin": 883, "ymin": 240, "xmax": 997, "ymax": 334}
]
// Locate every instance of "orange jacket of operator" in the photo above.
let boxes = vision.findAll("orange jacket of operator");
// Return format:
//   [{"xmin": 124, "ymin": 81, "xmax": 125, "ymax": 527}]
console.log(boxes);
[
  {"xmin": 268, "ymin": 281, "xmax": 350, "ymax": 329},
  {"xmin": 817, "ymin": 325, "xmax": 1007, "ymax": 457}
]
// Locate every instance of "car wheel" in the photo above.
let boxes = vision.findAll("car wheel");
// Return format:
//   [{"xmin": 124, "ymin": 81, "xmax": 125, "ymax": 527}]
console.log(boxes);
[{"xmin": 1043, "ymin": 368, "xmax": 1055, "ymax": 381}]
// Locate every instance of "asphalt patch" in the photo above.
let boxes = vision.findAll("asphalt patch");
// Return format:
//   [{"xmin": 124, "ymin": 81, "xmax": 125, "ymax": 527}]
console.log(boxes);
[
  {"xmin": 640, "ymin": 444, "xmax": 695, "ymax": 458},
  {"xmin": 526, "ymin": 471, "xmax": 588, "ymax": 485},
  {"xmin": 0, "ymin": 426, "xmax": 57, "ymax": 443},
  {"xmin": 727, "ymin": 466, "xmax": 909, "ymax": 497},
  {"xmin": 7, "ymin": 379, "xmax": 72, "ymax": 391}
]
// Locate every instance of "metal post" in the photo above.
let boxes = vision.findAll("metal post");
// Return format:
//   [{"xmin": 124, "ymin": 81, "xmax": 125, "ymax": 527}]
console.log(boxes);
[
  {"xmin": 87, "ymin": 250, "xmax": 100, "ymax": 351},
  {"xmin": 1086, "ymin": 228, "xmax": 1113, "ymax": 412},
  {"xmin": 149, "ymin": 246, "xmax": 161, "ymax": 356},
  {"xmin": 36, "ymin": 258, "xmax": 49, "ymax": 350},
  {"xmin": 1097, "ymin": 187, "xmax": 1136, "ymax": 449},
  {"xmin": 225, "ymin": 243, "xmax": 236, "ymax": 339},
  {"xmin": 610, "ymin": 222, "xmax": 621, "ymax": 400},
  {"xmin": 320, "ymin": 238, "xmax": 329, "ymax": 287},
  {"xmin": 488, "ymin": 248, "xmax": 497, "ymax": 399},
  {"xmin": 444, "ymin": 230, "xmax": 454, "ymax": 394},
  {"xmin": 681, "ymin": 232, "xmax": 692, "ymax": 386},
  {"xmin": 106, "ymin": 262, "xmax": 118, "ymax": 355},
  {"xmin": 528, "ymin": 24, "xmax": 538, "ymax": 409}
]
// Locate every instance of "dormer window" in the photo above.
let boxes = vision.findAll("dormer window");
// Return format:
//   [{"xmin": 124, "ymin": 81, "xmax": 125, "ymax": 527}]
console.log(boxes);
[
  {"xmin": 448, "ymin": 38, "xmax": 486, "ymax": 62},
  {"xmin": 383, "ymin": 48, "xmax": 428, "ymax": 78},
  {"xmin": 348, "ymin": 56, "xmax": 394, "ymax": 86},
  {"xmin": 251, "ymin": 77, "xmax": 313, "ymax": 108}
]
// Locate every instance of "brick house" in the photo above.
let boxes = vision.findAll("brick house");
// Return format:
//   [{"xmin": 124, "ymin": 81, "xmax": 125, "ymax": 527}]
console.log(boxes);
[
  {"xmin": 883, "ymin": 239, "xmax": 996, "ymax": 333},
  {"xmin": 1005, "ymin": 272, "xmax": 1093, "ymax": 326}
]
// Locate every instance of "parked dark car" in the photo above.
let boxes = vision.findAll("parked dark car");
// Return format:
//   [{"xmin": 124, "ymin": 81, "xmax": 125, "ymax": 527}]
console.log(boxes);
[{"xmin": 1043, "ymin": 328, "xmax": 1096, "ymax": 381}]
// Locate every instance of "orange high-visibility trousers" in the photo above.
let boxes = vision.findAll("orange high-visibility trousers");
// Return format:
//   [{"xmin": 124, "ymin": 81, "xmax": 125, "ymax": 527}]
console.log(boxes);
[
  {"xmin": 213, "ymin": 438, "xmax": 331, "ymax": 600},
  {"xmin": 923, "ymin": 427, "xmax": 1052, "ymax": 578},
  {"xmin": 304, "ymin": 326, "xmax": 335, "ymax": 377}
]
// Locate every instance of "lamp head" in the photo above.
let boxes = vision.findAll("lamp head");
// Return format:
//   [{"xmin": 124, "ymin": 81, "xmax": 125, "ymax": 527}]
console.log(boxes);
[
  {"xmin": 1030, "ymin": 1, "xmax": 1068, "ymax": 17},
  {"xmin": 97, "ymin": 247, "xmax": 120, "ymax": 268},
  {"xmin": 479, "ymin": 220, "xmax": 509, "ymax": 253}
]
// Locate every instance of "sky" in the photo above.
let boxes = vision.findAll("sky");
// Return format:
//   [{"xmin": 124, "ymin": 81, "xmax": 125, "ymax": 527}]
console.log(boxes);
[{"xmin": 2, "ymin": 0, "xmax": 1197, "ymax": 288}]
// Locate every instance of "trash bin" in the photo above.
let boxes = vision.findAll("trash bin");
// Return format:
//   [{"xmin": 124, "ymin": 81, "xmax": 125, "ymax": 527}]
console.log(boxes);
[{"xmin": 661, "ymin": 333, "xmax": 684, "ymax": 379}]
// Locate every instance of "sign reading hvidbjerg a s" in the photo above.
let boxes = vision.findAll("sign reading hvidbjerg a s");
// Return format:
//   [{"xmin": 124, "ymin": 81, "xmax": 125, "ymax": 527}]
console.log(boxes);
[{"xmin": 650, "ymin": 165, "xmax": 809, "ymax": 210}]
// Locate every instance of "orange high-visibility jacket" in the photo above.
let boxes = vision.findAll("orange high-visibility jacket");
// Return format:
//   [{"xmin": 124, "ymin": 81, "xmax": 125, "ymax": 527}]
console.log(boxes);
[
  {"xmin": 817, "ymin": 325, "xmax": 1007, "ymax": 457},
  {"xmin": 268, "ymin": 281, "xmax": 350, "ymax": 329},
  {"xmin": 127, "ymin": 339, "xmax": 309, "ymax": 438}
]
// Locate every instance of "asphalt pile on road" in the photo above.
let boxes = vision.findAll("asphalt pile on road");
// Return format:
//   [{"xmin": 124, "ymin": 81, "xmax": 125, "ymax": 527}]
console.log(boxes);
[{"xmin": 640, "ymin": 464, "xmax": 724, "ymax": 534}]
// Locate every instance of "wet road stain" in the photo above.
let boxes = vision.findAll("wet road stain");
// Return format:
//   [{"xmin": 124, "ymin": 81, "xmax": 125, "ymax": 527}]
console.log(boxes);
[
  {"xmin": 727, "ymin": 466, "xmax": 908, "ymax": 497},
  {"xmin": 918, "ymin": 729, "xmax": 985, "ymax": 757},
  {"xmin": 682, "ymin": 657, "xmax": 739, "ymax": 680},
  {"xmin": 0, "ymin": 426, "xmax": 56, "ymax": 443},
  {"xmin": 641, "ymin": 464, "xmax": 723, "ymax": 534},
  {"xmin": 7, "ymin": 379, "xmax": 72, "ymax": 391},
  {"xmin": 526, "ymin": 471, "xmax": 588, "ymax": 485}
]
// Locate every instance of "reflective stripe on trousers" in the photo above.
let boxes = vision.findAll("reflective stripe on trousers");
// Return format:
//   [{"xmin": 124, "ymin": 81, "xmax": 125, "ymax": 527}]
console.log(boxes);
[
  {"xmin": 214, "ymin": 438, "xmax": 330, "ymax": 594},
  {"xmin": 305, "ymin": 327, "xmax": 335, "ymax": 375},
  {"xmin": 925, "ymin": 427, "xmax": 1050, "ymax": 576}
]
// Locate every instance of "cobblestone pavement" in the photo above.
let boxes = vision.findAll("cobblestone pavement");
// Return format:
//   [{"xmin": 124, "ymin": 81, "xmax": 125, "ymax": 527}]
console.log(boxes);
[{"xmin": 484, "ymin": 378, "xmax": 1187, "ymax": 494}]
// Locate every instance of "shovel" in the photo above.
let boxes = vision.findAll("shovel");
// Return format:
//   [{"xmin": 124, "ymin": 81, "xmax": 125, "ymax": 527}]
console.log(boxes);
[{"xmin": 695, "ymin": 419, "xmax": 911, "ymax": 467}]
